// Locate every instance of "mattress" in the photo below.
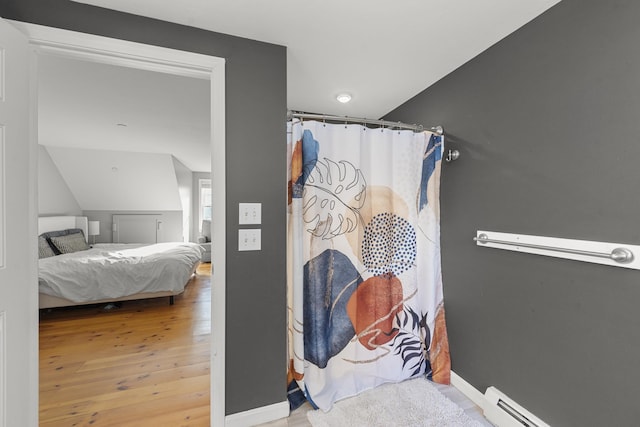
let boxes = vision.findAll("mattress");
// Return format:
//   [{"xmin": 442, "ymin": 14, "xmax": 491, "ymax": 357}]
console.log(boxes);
[{"xmin": 38, "ymin": 242, "xmax": 204, "ymax": 303}]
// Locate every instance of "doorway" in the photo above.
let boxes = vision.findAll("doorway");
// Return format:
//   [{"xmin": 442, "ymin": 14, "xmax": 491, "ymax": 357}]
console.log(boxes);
[{"xmin": 14, "ymin": 21, "xmax": 227, "ymax": 426}]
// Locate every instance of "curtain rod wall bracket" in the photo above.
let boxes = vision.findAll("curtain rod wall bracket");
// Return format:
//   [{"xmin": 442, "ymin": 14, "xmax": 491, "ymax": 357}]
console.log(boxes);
[{"xmin": 445, "ymin": 149, "xmax": 460, "ymax": 162}]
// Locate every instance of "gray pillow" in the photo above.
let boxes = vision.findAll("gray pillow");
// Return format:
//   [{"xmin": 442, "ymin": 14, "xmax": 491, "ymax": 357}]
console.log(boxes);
[
  {"xmin": 202, "ymin": 220, "xmax": 212, "ymax": 242},
  {"xmin": 38, "ymin": 235, "xmax": 56, "ymax": 259},
  {"xmin": 42, "ymin": 228, "xmax": 86, "ymax": 255},
  {"xmin": 49, "ymin": 232, "xmax": 90, "ymax": 254}
]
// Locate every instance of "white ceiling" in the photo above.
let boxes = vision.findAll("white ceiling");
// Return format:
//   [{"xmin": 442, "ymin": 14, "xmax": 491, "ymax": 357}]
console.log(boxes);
[
  {"xmin": 42, "ymin": 0, "xmax": 561, "ymax": 174},
  {"xmin": 73, "ymin": 0, "xmax": 560, "ymax": 119},
  {"xmin": 38, "ymin": 55, "xmax": 211, "ymax": 172},
  {"xmin": 46, "ymin": 146, "xmax": 183, "ymax": 211}
]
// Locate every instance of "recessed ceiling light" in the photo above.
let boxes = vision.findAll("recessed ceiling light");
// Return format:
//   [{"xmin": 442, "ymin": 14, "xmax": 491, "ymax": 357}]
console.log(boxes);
[{"xmin": 336, "ymin": 93, "xmax": 352, "ymax": 103}]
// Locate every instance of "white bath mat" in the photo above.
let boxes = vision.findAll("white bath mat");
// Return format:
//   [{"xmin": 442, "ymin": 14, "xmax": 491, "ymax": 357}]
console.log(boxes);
[{"xmin": 307, "ymin": 377, "xmax": 484, "ymax": 427}]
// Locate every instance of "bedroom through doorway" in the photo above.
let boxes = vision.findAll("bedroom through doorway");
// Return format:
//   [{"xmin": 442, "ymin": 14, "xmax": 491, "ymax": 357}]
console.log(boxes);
[{"xmin": 19, "ymin": 21, "xmax": 227, "ymax": 426}]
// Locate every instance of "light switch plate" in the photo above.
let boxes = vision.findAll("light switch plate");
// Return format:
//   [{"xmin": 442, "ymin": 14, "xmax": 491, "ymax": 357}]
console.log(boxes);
[
  {"xmin": 239, "ymin": 203, "xmax": 262, "ymax": 225},
  {"xmin": 238, "ymin": 229, "xmax": 261, "ymax": 251}
]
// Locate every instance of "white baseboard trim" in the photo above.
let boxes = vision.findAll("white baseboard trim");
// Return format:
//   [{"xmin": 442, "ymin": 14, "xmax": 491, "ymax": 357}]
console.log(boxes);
[
  {"xmin": 450, "ymin": 370, "xmax": 488, "ymax": 411},
  {"xmin": 225, "ymin": 401, "xmax": 290, "ymax": 427}
]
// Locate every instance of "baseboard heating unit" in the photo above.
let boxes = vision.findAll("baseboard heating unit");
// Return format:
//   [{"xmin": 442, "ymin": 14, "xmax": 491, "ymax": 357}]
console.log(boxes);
[{"xmin": 483, "ymin": 387, "xmax": 549, "ymax": 427}]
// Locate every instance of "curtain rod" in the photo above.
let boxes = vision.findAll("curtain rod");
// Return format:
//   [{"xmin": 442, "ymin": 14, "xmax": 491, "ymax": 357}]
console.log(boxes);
[{"xmin": 287, "ymin": 111, "xmax": 444, "ymax": 135}]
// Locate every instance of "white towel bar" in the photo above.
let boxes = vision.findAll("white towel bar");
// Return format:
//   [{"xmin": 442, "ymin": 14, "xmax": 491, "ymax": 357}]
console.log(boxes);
[{"xmin": 474, "ymin": 230, "xmax": 640, "ymax": 270}]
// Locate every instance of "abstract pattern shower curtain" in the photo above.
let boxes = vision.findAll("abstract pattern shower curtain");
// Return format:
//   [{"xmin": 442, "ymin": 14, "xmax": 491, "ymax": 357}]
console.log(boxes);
[{"xmin": 287, "ymin": 120, "xmax": 450, "ymax": 411}]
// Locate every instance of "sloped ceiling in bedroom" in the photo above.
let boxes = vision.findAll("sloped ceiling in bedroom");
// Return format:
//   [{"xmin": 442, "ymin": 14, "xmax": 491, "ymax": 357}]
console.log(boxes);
[
  {"xmin": 45, "ymin": 146, "xmax": 183, "ymax": 211},
  {"xmin": 37, "ymin": 54, "xmax": 211, "ymax": 173},
  {"xmin": 38, "ymin": 145, "xmax": 82, "ymax": 216}
]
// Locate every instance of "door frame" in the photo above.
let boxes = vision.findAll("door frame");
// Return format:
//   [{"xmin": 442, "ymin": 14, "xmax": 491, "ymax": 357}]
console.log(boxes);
[{"xmin": 10, "ymin": 21, "xmax": 227, "ymax": 426}]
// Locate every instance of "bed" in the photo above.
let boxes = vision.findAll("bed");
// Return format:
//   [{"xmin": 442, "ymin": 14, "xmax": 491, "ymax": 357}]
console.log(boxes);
[{"xmin": 38, "ymin": 216, "xmax": 203, "ymax": 309}]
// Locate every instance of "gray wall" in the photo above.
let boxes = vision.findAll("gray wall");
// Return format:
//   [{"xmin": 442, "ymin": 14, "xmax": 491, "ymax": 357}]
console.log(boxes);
[
  {"xmin": 386, "ymin": 1, "xmax": 640, "ymax": 425},
  {"xmin": 82, "ymin": 210, "xmax": 184, "ymax": 244},
  {"xmin": 2, "ymin": 1, "xmax": 287, "ymax": 416}
]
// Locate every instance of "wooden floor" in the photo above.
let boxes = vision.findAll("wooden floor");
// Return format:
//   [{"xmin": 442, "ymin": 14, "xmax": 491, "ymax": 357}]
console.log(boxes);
[
  {"xmin": 40, "ymin": 263, "xmax": 491, "ymax": 427},
  {"xmin": 39, "ymin": 263, "xmax": 212, "ymax": 427}
]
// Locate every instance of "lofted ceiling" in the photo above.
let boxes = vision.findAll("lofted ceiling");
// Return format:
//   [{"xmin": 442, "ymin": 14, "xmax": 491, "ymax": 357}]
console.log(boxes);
[
  {"xmin": 37, "ymin": 55, "xmax": 211, "ymax": 172},
  {"xmin": 41, "ymin": 0, "xmax": 561, "ymax": 174},
  {"xmin": 45, "ymin": 146, "xmax": 183, "ymax": 211}
]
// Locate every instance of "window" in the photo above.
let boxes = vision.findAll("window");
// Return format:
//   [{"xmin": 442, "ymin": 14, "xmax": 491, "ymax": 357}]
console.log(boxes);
[{"xmin": 199, "ymin": 178, "xmax": 212, "ymax": 232}]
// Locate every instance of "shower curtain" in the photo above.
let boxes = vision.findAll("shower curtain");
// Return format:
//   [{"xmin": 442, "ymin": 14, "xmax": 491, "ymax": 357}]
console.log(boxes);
[{"xmin": 287, "ymin": 120, "xmax": 450, "ymax": 411}]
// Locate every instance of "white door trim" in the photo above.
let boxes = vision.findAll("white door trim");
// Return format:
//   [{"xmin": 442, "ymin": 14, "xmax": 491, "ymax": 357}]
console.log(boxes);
[{"xmin": 9, "ymin": 21, "xmax": 227, "ymax": 427}]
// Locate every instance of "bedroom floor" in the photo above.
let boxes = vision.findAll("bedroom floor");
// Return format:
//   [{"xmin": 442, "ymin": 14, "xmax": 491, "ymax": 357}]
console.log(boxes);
[{"xmin": 39, "ymin": 263, "xmax": 212, "ymax": 427}]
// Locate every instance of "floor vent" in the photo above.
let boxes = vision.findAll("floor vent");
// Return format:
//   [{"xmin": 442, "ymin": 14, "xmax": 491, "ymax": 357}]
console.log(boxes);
[{"xmin": 483, "ymin": 387, "xmax": 549, "ymax": 427}]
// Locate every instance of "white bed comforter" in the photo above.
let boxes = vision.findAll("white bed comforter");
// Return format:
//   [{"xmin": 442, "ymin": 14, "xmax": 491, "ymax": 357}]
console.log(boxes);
[{"xmin": 38, "ymin": 242, "xmax": 204, "ymax": 303}]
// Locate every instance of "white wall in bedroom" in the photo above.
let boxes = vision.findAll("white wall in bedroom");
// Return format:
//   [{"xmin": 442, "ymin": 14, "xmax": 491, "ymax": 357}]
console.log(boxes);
[
  {"xmin": 38, "ymin": 145, "xmax": 82, "ymax": 215},
  {"xmin": 38, "ymin": 146, "xmax": 188, "ymax": 243},
  {"xmin": 191, "ymin": 171, "xmax": 210, "ymax": 242},
  {"xmin": 36, "ymin": 53, "xmax": 210, "ymax": 245},
  {"xmin": 173, "ymin": 157, "xmax": 193, "ymax": 243}
]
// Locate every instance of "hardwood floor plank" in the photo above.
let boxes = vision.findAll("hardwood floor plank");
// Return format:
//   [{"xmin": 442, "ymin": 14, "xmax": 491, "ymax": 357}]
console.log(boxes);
[
  {"xmin": 39, "ymin": 264, "xmax": 212, "ymax": 426},
  {"xmin": 40, "ymin": 390, "xmax": 209, "ymax": 427},
  {"xmin": 40, "ymin": 361, "xmax": 210, "ymax": 405}
]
